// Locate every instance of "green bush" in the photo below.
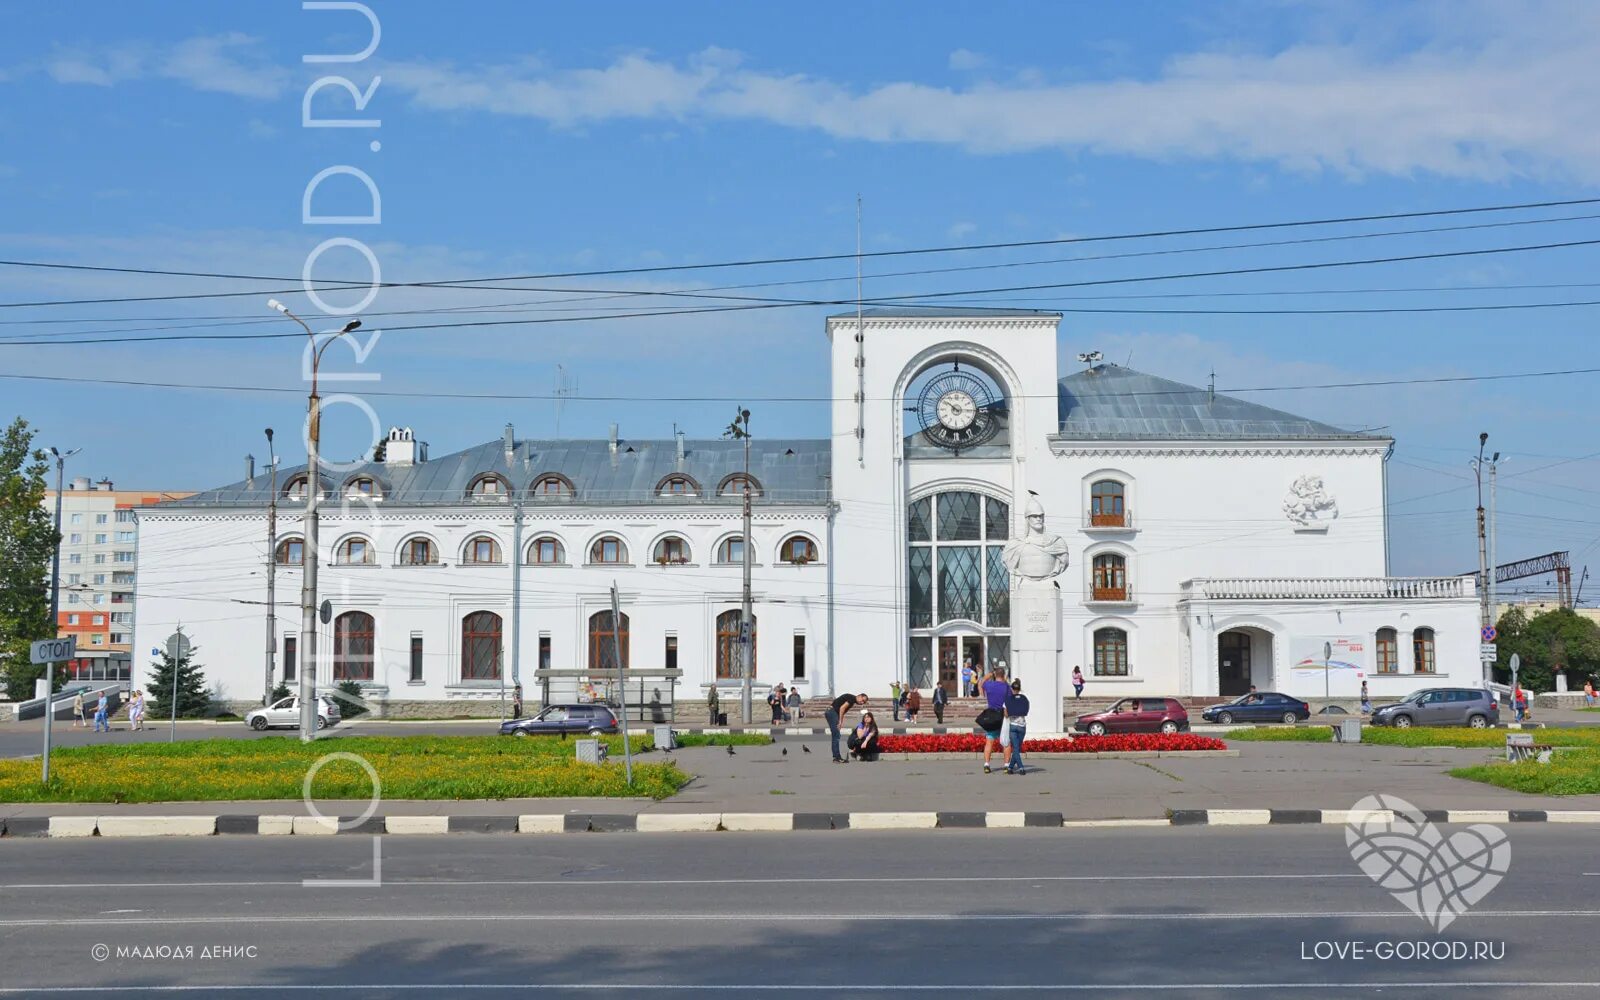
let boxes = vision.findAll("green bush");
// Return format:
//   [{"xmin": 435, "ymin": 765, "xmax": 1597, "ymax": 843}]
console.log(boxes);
[
  {"xmin": 335, "ymin": 680, "xmax": 369, "ymax": 717},
  {"xmin": 1225, "ymin": 726, "xmax": 1600, "ymax": 749}
]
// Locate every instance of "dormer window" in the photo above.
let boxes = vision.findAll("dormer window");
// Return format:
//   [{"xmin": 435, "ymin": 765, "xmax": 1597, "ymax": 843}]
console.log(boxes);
[
  {"xmin": 468, "ymin": 475, "xmax": 509, "ymax": 501},
  {"xmin": 657, "ymin": 476, "xmax": 698, "ymax": 498},
  {"xmin": 285, "ymin": 476, "xmax": 310, "ymax": 500},
  {"xmin": 346, "ymin": 477, "xmax": 379, "ymax": 499},
  {"xmin": 719, "ymin": 475, "xmax": 761, "ymax": 498},
  {"xmin": 530, "ymin": 475, "xmax": 574, "ymax": 500}
]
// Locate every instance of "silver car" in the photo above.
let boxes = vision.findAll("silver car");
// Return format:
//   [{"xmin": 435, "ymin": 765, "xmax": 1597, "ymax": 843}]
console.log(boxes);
[
  {"xmin": 246, "ymin": 695, "xmax": 342, "ymax": 731},
  {"xmin": 1369, "ymin": 688, "xmax": 1498, "ymax": 729}
]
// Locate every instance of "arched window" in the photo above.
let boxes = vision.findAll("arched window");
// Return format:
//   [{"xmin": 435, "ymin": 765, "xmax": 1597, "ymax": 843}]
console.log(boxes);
[
  {"xmin": 1412, "ymin": 627, "xmax": 1436, "ymax": 674},
  {"xmin": 464, "ymin": 535, "xmax": 502, "ymax": 565},
  {"xmin": 345, "ymin": 477, "xmax": 380, "ymax": 499},
  {"xmin": 589, "ymin": 535, "xmax": 627, "ymax": 564},
  {"xmin": 399, "ymin": 537, "xmax": 437, "ymax": 566},
  {"xmin": 1376, "ymin": 627, "xmax": 1399, "ymax": 673},
  {"xmin": 274, "ymin": 538, "xmax": 303, "ymax": 565},
  {"xmin": 589, "ymin": 610, "xmax": 629, "ymax": 671},
  {"xmin": 1091, "ymin": 553, "xmax": 1128, "ymax": 601},
  {"xmin": 716, "ymin": 536, "xmax": 746, "ymax": 565},
  {"xmin": 527, "ymin": 536, "xmax": 565, "ymax": 564},
  {"xmin": 333, "ymin": 611, "xmax": 374, "ymax": 681},
  {"xmin": 1090, "ymin": 480, "xmax": 1126, "ymax": 527},
  {"xmin": 907, "ymin": 490, "xmax": 1010, "ymax": 629},
  {"xmin": 1094, "ymin": 627, "xmax": 1130, "ymax": 677},
  {"xmin": 779, "ymin": 535, "xmax": 818, "ymax": 564},
  {"xmin": 652, "ymin": 536, "xmax": 690, "ymax": 565},
  {"xmin": 530, "ymin": 474, "xmax": 574, "ymax": 500},
  {"xmin": 461, "ymin": 611, "xmax": 502, "ymax": 680},
  {"xmin": 718, "ymin": 474, "xmax": 761, "ymax": 498},
  {"xmin": 468, "ymin": 475, "xmax": 509, "ymax": 501},
  {"xmin": 716, "ymin": 609, "xmax": 756, "ymax": 679},
  {"xmin": 336, "ymin": 537, "xmax": 373, "ymax": 565},
  {"xmin": 657, "ymin": 476, "xmax": 698, "ymax": 498},
  {"xmin": 284, "ymin": 476, "xmax": 311, "ymax": 500}
]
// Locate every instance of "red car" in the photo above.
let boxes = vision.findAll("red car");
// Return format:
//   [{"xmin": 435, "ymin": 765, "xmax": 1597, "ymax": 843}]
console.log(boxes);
[{"xmin": 1073, "ymin": 697, "xmax": 1189, "ymax": 736}]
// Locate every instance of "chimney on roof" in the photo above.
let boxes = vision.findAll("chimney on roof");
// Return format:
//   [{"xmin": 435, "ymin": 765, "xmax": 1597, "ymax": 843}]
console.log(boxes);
[
  {"xmin": 383, "ymin": 426, "xmax": 424, "ymax": 467},
  {"xmin": 675, "ymin": 430, "xmax": 686, "ymax": 465},
  {"xmin": 96, "ymin": 478, "xmax": 113, "ymax": 491},
  {"xmin": 503, "ymin": 423, "xmax": 515, "ymax": 466},
  {"xmin": 70, "ymin": 477, "xmax": 90, "ymax": 491},
  {"xmin": 246, "ymin": 454, "xmax": 256, "ymax": 490},
  {"xmin": 609, "ymin": 423, "xmax": 619, "ymax": 456}
]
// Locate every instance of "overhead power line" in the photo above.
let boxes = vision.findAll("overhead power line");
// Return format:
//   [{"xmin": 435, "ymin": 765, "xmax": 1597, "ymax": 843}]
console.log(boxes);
[{"xmin": 4, "ymin": 236, "xmax": 1600, "ymax": 347}]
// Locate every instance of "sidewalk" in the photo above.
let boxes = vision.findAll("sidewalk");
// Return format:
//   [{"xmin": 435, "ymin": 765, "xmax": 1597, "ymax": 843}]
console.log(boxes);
[{"xmin": 5, "ymin": 741, "xmax": 1597, "ymax": 824}]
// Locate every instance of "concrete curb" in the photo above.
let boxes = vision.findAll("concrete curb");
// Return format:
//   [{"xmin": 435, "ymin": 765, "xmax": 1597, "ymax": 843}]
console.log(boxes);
[{"xmin": 9, "ymin": 807, "xmax": 1600, "ymax": 838}]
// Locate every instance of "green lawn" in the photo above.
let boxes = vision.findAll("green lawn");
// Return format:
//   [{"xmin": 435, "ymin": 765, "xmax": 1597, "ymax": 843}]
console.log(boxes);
[
  {"xmin": 1451, "ymin": 750, "xmax": 1600, "ymax": 796},
  {"xmin": 1223, "ymin": 726, "xmax": 1600, "ymax": 749},
  {"xmin": 0, "ymin": 734, "xmax": 708, "ymax": 803}
]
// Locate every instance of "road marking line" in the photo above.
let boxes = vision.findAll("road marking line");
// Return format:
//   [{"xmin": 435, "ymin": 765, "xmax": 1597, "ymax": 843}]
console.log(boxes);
[{"xmin": 1, "ymin": 909, "xmax": 1595, "ymax": 927}]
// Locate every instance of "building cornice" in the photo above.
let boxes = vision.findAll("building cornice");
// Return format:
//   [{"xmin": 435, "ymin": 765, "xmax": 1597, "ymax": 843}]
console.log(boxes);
[
  {"xmin": 1046, "ymin": 437, "xmax": 1392, "ymax": 459},
  {"xmin": 136, "ymin": 504, "xmax": 831, "ymax": 524}
]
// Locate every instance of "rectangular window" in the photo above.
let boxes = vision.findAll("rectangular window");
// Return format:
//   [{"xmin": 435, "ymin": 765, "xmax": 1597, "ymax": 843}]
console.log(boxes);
[
  {"xmin": 90, "ymin": 634, "xmax": 104, "ymax": 645},
  {"xmin": 93, "ymin": 574, "xmax": 105, "ymax": 585},
  {"xmin": 68, "ymin": 573, "xmax": 80, "ymax": 584},
  {"xmin": 116, "ymin": 510, "xmax": 135, "ymax": 523},
  {"xmin": 94, "ymin": 534, "xmax": 107, "ymax": 544},
  {"xmin": 93, "ymin": 554, "xmax": 105, "ymax": 564},
  {"xmin": 116, "ymin": 531, "xmax": 135, "ymax": 542},
  {"xmin": 114, "ymin": 552, "xmax": 134, "ymax": 563},
  {"xmin": 110, "ymin": 633, "xmax": 126, "ymax": 644},
  {"xmin": 409, "ymin": 633, "xmax": 424, "ymax": 683},
  {"xmin": 283, "ymin": 636, "xmax": 297, "ymax": 681},
  {"xmin": 538, "ymin": 634, "xmax": 551, "ymax": 671},
  {"xmin": 67, "ymin": 613, "xmax": 79, "ymax": 625},
  {"xmin": 70, "ymin": 513, "xmax": 82, "ymax": 525},
  {"xmin": 69, "ymin": 533, "xmax": 81, "ymax": 544},
  {"xmin": 664, "ymin": 634, "xmax": 678, "ymax": 670},
  {"xmin": 92, "ymin": 615, "xmax": 103, "ymax": 625},
  {"xmin": 68, "ymin": 554, "xmax": 81, "ymax": 565},
  {"xmin": 95, "ymin": 514, "xmax": 108, "ymax": 524},
  {"xmin": 793, "ymin": 634, "xmax": 806, "ymax": 679},
  {"xmin": 113, "ymin": 572, "xmax": 134, "ymax": 584},
  {"xmin": 93, "ymin": 594, "xmax": 106, "ymax": 606},
  {"xmin": 68, "ymin": 593, "xmax": 80, "ymax": 604}
]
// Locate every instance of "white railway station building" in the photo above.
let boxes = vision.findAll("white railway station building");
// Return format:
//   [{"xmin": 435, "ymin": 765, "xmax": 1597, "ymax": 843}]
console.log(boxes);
[{"xmin": 133, "ymin": 309, "xmax": 1480, "ymax": 720}]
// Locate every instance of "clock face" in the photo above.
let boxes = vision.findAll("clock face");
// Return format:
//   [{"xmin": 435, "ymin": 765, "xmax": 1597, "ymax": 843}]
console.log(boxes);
[
  {"xmin": 937, "ymin": 390, "xmax": 977, "ymax": 430},
  {"xmin": 916, "ymin": 368, "xmax": 1001, "ymax": 451}
]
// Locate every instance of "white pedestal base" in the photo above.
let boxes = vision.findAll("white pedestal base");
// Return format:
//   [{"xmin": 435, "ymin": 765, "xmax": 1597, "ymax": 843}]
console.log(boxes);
[{"xmin": 1011, "ymin": 581, "xmax": 1064, "ymax": 736}]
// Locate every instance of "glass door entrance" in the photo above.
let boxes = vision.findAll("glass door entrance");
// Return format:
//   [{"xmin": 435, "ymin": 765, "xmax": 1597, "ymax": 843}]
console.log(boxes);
[{"xmin": 937, "ymin": 636, "xmax": 989, "ymax": 695}]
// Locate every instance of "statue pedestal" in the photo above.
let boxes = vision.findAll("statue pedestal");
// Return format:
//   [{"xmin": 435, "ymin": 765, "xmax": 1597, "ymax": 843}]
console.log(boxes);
[{"xmin": 1011, "ymin": 581, "xmax": 1064, "ymax": 736}]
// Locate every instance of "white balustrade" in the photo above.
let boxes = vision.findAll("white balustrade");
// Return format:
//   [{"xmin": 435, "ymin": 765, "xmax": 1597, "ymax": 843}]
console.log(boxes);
[{"xmin": 1182, "ymin": 576, "xmax": 1472, "ymax": 601}]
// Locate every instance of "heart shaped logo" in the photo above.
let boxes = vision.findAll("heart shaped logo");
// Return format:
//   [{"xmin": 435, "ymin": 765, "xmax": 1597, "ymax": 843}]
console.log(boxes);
[{"xmin": 1344, "ymin": 794, "xmax": 1511, "ymax": 932}]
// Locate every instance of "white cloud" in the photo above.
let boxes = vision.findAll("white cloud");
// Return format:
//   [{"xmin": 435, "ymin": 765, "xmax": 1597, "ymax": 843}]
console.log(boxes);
[
  {"xmin": 947, "ymin": 221, "xmax": 977, "ymax": 239},
  {"xmin": 947, "ymin": 49, "xmax": 987, "ymax": 71},
  {"xmin": 376, "ymin": 7, "xmax": 1600, "ymax": 181},
  {"xmin": 38, "ymin": 34, "xmax": 288, "ymax": 100}
]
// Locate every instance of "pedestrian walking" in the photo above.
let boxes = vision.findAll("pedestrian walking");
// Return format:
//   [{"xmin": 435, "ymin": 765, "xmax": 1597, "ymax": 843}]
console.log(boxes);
[
  {"xmin": 511, "ymin": 684, "xmax": 524, "ymax": 720},
  {"xmin": 768, "ymin": 685, "xmax": 787, "ymax": 725},
  {"xmin": 128, "ymin": 690, "xmax": 144, "ymax": 731},
  {"xmin": 932, "ymin": 684, "xmax": 947, "ymax": 725},
  {"xmin": 1071, "ymin": 665, "xmax": 1085, "ymax": 700},
  {"xmin": 1004, "ymin": 678, "xmax": 1030, "ymax": 775},
  {"xmin": 1585, "ymin": 678, "xmax": 1596, "ymax": 707},
  {"xmin": 1359, "ymin": 680, "xmax": 1371, "ymax": 716},
  {"xmin": 93, "ymin": 692, "xmax": 110, "ymax": 733},
  {"xmin": 72, "ymin": 692, "xmax": 86, "ymax": 728},
  {"xmin": 890, "ymin": 680, "xmax": 902, "ymax": 722},
  {"xmin": 905, "ymin": 687, "xmax": 922, "ymax": 724},
  {"xmin": 978, "ymin": 668, "xmax": 1010, "ymax": 774},
  {"xmin": 1513, "ymin": 683, "xmax": 1528, "ymax": 723},
  {"xmin": 824, "ymin": 692, "xmax": 868, "ymax": 762},
  {"xmin": 785, "ymin": 687, "xmax": 804, "ymax": 721}
]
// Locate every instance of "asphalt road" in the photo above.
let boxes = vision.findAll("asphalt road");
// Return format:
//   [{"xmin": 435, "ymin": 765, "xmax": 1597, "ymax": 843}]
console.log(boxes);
[{"xmin": 0, "ymin": 826, "xmax": 1594, "ymax": 997}]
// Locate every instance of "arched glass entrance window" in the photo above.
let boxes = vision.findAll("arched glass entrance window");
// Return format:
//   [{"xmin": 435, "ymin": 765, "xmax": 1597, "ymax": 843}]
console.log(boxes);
[
  {"xmin": 907, "ymin": 490, "xmax": 1010, "ymax": 693},
  {"xmin": 715, "ymin": 609, "xmax": 756, "ymax": 679},
  {"xmin": 461, "ymin": 611, "xmax": 502, "ymax": 681},
  {"xmin": 333, "ymin": 611, "xmax": 374, "ymax": 681},
  {"xmin": 589, "ymin": 610, "xmax": 630, "ymax": 671}
]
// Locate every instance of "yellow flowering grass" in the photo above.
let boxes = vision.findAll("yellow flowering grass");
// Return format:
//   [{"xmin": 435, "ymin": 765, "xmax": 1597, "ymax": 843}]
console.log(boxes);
[{"xmin": 0, "ymin": 735, "xmax": 687, "ymax": 803}]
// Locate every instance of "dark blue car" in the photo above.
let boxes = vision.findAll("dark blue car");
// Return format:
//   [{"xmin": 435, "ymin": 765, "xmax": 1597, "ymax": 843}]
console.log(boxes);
[
  {"xmin": 1202, "ymin": 692, "xmax": 1310, "ymax": 725},
  {"xmin": 499, "ymin": 703, "xmax": 619, "ymax": 737}
]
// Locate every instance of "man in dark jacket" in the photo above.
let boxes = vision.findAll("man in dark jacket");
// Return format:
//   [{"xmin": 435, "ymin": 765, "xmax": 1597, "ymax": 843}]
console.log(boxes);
[
  {"xmin": 932, "ymin": 684, "xmax": 948, "ymax": 725},
  {"xmin": 824, "ymin": 692, "xmax": 868, "ymax": 762},
  {"xmin": 1004, "ymin": 679, "xmax": 1031, "ymax": 775}
]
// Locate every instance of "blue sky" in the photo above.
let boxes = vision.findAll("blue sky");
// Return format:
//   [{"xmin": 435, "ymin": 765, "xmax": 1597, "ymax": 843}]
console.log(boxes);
[{"xmin": 2, "ymin": 1, "xmax": 1599, "ymax": 580}]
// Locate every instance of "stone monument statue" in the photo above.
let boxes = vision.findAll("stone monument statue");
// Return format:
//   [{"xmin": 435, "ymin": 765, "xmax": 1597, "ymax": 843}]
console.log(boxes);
[
  {"xmin": 1003, "ymin": 492, "xmax": 1070, "ymax": 581},
  {"xmin": 1004, "ymin": 491, "xmax": 1068, "ymax": 735}
]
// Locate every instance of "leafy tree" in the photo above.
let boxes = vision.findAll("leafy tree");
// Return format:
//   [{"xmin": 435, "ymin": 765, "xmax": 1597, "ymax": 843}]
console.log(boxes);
[
  {"xmin": 1494, "ymin": 606, "xmax": 1600, "ymax": 692},
  {"xmin": 146, "ymin": 643, "xmax": 213, "ymax": 718},
  {"xmin": 0, "ymin": 417, "xmax": 58, "ymax": 701}
]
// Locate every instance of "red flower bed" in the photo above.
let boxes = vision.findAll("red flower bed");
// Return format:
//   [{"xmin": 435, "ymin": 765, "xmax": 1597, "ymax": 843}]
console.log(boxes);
[{"xmin": 875, "ymin": 732, "xmax": 1226, "ymax": 754}]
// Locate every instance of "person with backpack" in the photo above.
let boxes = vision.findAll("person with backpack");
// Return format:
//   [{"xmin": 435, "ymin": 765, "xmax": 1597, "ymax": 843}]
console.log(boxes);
[
  {"xmin": 932, "ymin": 684, "xmax": 948, "ymax": 725},
  {"xmin": 977, "ymin": 668, "xmax": 1010, "ymax": 774},
  {"xmin": 905, "ymin": 686, "xmax": 922, "ymax": 725},
  {"xmin": 1004, "ymin": 678, "xmax": 1030, "ymax": 775}
]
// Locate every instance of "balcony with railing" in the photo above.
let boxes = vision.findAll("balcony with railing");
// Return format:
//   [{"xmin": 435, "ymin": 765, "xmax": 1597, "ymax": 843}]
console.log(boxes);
[
  {"xmin": 1181, "ymin": 576, "xmax": 1474, "ymax": 602},
  {"xmin": 1084, "ymin": 509, "xmax": 1136, "ymax": 533}
]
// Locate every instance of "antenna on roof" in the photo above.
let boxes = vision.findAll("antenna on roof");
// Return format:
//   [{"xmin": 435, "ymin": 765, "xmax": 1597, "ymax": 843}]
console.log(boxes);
[
  {"xmin": 553, "ymin": 365, "xmax": 576, "ymax": 437},
  {"xmin": 1076, "ymin": 351, "xmax": 1103, "ymax": 372},
  {"xmin": 1208, "ymin": 368, "xmax": 1216, "ymax": 405}
]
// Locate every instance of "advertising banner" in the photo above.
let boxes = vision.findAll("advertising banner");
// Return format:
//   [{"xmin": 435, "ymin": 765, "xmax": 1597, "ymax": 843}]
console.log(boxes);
[{"xmin": 1289, "ymin": 635, "xmax": 1367, "ymax": 697}]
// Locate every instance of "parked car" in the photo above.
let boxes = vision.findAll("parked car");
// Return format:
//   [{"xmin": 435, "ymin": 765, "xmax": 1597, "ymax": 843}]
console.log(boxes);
[
  {"xmin": 1073, "ymin": 697, "xmax": 1189, "ymax": 736},
  {"xmin": 1369, "ymin": 688, "xmax": 1498, "ymax": 729},
  {"xmin": 499, "ymin": 703, "xmax": 619, "ymax": 737},
  {"xmin": 246, "ymin": 695, "xmax": 342, "ymax": 731},
  {"xmin": 1202, "ymin": 692, "xmax": 1311, "ymax": 726}
]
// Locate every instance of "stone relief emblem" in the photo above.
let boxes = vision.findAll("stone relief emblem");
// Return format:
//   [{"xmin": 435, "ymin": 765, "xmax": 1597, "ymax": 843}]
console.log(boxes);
[{"xmin": 1284, "ymin": 474, "xmax": 1339, "ymax": 527}]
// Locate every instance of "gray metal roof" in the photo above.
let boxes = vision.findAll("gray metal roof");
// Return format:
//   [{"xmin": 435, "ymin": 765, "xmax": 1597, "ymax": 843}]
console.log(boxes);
[
  {"xmin": 1055, "ymin": 364, "xmax": 1388, "ymax": 441},
  {"xmin": 173, "ymin": 437, "xmax": 833, "ymax": 507}
]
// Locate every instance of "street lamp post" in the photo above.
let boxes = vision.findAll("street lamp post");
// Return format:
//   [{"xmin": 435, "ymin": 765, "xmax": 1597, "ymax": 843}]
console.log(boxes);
[
  {"xmin": 267, "ymin": 300, "xmax": 361, "ymax": 742},
  {"xmin": 264, "ymin": 428, "xmax": 278, "ymax": 707},
  {"xmin": 42, "ymin": 446, "xmax": 80, "ymax": 784},
  {"xmin": 724, "ymin": 407, "xmax": 755, "ymax": 726}
]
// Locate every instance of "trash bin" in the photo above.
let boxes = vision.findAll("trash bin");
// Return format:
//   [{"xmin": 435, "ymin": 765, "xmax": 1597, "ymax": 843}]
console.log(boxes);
[
  {"xmin": 1332, "ymin": 718, "xmax": 1361, "ymax": 743},
  {"xmin": 576, "ymin": 739, "xmax": 608, "ymax": 764},
  {"xmin": 653, "ymin": 725, "xmax": 676, "ymax": 751}
]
